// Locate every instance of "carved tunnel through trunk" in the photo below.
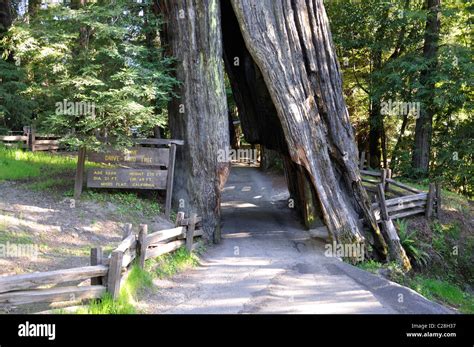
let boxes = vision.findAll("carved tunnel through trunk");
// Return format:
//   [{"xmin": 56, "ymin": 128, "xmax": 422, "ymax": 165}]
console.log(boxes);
[{"xmin": 221, "ymin": 0, "xmax": 324, "ymax": 229}]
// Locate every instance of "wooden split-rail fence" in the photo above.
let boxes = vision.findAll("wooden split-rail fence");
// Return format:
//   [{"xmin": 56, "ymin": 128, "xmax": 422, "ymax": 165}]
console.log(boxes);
[
  {"xmin": 0, "ymin": 212, "xmax": 202, "ymax": 311},
  {"xmin": 0, "ymin": 127, "xmax": 61, "ymax": 152}
]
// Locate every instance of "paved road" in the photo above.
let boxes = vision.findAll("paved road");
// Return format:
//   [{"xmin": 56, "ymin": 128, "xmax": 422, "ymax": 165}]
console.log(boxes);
[{"xmin": 144, "ymin": 166, "xmax": 452, "ymax": 314}]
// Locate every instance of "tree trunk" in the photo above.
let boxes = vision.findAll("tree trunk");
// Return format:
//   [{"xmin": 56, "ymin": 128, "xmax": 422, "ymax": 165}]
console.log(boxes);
[
  {"xmin": 162, "ymin": 0, "xmax": 411, "ymax": 267},
  {"xmin": 0, "ymin": 0, "xmax": 12, "ymax": 35},
  {"xmin": 161, "ymin": 0, "xmax": 230, "ymax": 243},
  {"xmin": 412, "ymin": 0, "xmax": 441, "ymax": 176},
  {"xmin": 229, "ymin": 0, "xmax": 395, "ymax": 261},
  {"xmin": 28, "ymin": 0, "xmax": 41, "ymax": 17}
]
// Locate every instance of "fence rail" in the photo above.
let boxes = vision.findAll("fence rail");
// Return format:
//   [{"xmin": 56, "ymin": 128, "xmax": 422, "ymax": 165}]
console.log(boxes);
[
  {"xmin": 0, "ymin": 213, "xmax": 202, "ymax": 311},
  {"xmin": 0, "ymin": 127, "xmax": 62, "ymax": 152}
]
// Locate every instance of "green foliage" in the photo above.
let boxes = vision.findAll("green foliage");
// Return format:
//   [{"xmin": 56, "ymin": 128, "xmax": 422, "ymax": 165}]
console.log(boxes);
[
  {"xmin": 356, "ymin": 259, "xmax": 383, "ymax": 274},
  {"xmin": 396, "ymin": 219, "xmax": 431, "ymax": 268},
  {"xmin": 146, "ymin": 247, "xmax": 200, "ymax": 279},
  {"xmin": 0, "ymin": 147, "xmax": 76, "ymax": 180},
  {"xmin": 84, "ymin": 191, "xmax": 161, "ymax": 219},
  {"xmin": 409, "ymin": 276, "xmax": 474, "ymax": 314},
  {"xmin": 1, "ymin": 0, "xmax": 178, "ymax": 149},
  {"xmin": 326, "ymin": 0, "xmax": 473, "ymax": 196},
  {"xmin": 77, "ymin": 265, "xmax": 153, "ymax": 314}
]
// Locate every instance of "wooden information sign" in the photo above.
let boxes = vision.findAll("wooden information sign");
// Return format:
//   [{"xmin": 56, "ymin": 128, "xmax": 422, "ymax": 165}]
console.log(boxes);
[{"xmin": 74, "ymin": 139, "xmax": 182, "ymax": 219}]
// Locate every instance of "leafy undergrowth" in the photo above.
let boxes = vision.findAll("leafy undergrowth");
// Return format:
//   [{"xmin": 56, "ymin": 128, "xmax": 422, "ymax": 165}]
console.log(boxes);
[{"xmin": 357, "ymin": 184, "xmax": 474, "ymax": 313}]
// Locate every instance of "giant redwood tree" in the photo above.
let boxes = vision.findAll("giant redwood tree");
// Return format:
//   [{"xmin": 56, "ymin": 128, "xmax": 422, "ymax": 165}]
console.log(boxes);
[{"xmin": 160, "ymin": 0, "xmax": 410, "ymax": 268}]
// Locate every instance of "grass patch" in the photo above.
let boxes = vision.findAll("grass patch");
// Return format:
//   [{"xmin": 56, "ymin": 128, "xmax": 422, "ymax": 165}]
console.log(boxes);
[
  {"xmin": 409, "ymin": 276, "xmax": 474, "ymax": 314},
  {"xmin": 84, "ymin": 191, "xmax": 162, "ymax": 219},
  {"xmin": 146, "ymin": 246, "xmax": 200, "ymax": 279},
  {"xmin": 0, "ymin": 148, "xmax": 77, "ymax": 181},
  {"xmin": 0, "ymin": 229, "xmax": 34, "ymax": 244},
  {"xmin": 27, "ymin": 177, "xmax": 72, "ymax": 192},
  {"xmin": 77, "ymin": 264, "xmax": 153, "ymax": 314},
  {"xmin": 356, "ymin": 259, "xmax": 383, "ymax": 274}
]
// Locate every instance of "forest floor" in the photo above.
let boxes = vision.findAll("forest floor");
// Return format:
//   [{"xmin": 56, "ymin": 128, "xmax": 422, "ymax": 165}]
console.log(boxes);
[{"xmin": 139, "ymin": 166, "xmax": 452, "ymax": 314}]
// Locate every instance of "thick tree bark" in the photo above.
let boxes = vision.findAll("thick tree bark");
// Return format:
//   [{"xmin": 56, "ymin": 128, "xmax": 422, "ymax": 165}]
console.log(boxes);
[
  {"xmin": 229, "ymin": 0, "xmax": 394, "ymax": 262},
  {"xmin": 412, "ymin": 0, "xmax": 441, "ymax": 175},
  {"xmin": 161, "ymin": 0, "xmax": 230, "ymax": 243},
  {"xmin": 162, "ymin": 0, "xmax": 410, "ymax": 267},
  {"xmin": 0, "ymin": 0, "xmax": 12, "ymax": 35}
]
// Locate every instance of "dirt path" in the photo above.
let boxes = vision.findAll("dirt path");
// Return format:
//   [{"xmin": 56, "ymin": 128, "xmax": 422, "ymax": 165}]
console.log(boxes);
[{"xmin": 142, "ymin": 167, "xmax": 452, "ymax": 314}]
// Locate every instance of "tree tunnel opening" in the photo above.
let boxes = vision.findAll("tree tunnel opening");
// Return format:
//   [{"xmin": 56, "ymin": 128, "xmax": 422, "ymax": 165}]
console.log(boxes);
[{"xmin": 220, "ymin": 0, "xmax": 325, "ymax": 230}]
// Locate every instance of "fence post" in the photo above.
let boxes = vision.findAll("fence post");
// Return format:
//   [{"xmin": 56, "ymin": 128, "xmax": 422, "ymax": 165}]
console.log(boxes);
[
  {"xmin": 186, "ymin": 213, "xmax": 197, "ymax": 252},
  {"xmin": 137, "ymin": 224, "xmax": 148, "ymax": 269},
  {"xmin": 359, "ymin": 151, "xmax": 366, "ymax": 170},
  {"xmin": 435, "ymin": 183, "xmax": 441, "ymax": 218},
  {"xmin": 107, "ymin": 250, "xmax": 123, "ymax": 299},
  {"xmin": 376, "ymin": 184, "xmax": 389, "ymax": 221},
  {"xmin": 123, "ymin": 223, "xmax": 133, "ymax": 240},
  {"xmin": 381, "ymin": 169, "xmax": 387, "ymax": 191},
  {"xmin": 90, "ymin": 247, "xmax": 103, "ymax": 285},
  {"xmin": 385, "ymin": 169, "xmax": 392, "ymax": 192},
  {"xmin": 426, "ymin": 183, "xmax": 435, "ymax": 218},
  {"xmin": 175, "ymin": 211, "xmax": 185, "ymax": 227},
  {"xmin": 74, "ymin": 147, "xmax": 86, "ymax": 200},
  {"xmin": 29, "ymin": 126, "xmax": 36, "ymax": 152},
  {"xmin": 165, "ymin": 143, "xmax": 177, "ymax": 220}
]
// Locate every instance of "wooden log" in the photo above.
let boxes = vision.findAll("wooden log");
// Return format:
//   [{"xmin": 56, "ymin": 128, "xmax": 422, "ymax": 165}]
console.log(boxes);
[
  {"xmin": 186, "ymin": 213, "xmax": 198, "ymax": 252},
  {"xmin": 384, "ymin": 193, "xmax": 428, "ymax": 207},
  {"xmin": 121, "ymin": 248, "xmax": 137, "ymax": 269},
  {"xmin": 90, "ymin": 247, "xmax": 104, "ymax": 285},
  {"xmin": 376, "ymin": 184, "xmax": 389, "ymax": 221},
  {"xmin": 178, "ymin": 229, "xmax": 204, "ymax": 239},
  {"xmin": 165, "ymin": 143, "xmax": 177, "ymax": 220},
  {"xmin": 381, "ymin": 169, "xmax": 387, "ymax": 190},
  {"xmin": 178, "ymin": 216, "xmax": 203, "ymax": 226},
  {"xmin": 32, "ymin": 145, "xmax": 60, "ymax": 151},
  {"xmin": 386, "ymin": 179, "xmax": 423, "ymax": 194},
  {"xmin": 360, "ymin": 169, "xmax": 382, "ymax": 177},
  {"xmin": 380, "ymin": 219, "xmax": 411, "ymax": 271},
  {"xmin": 387, "ymin": 200, "xmax": 426, "ymax": 213},
  {"xmin": 175, "ymin": 211, "xmax": 185, "ymax": 227},
  {"xmin": 34, "ymin": 139, "xmax": 59, "ymax": 145},
  {"xmin": 146, "ymin": 227, "xmax": 186, "ymax": 247},
  {"xmin": 145, "ymin": 240, "xmax": 185, "ymax": 260},
  {"xmin": 0, "ymin": 286, "xmax": 106, "ymax": 306},
  {"xmin": 107, "ymin": 250, "xmax": 123, "ymax": 299},
  {"xmin": 115, "ymin": 234, "xmax": 136, "ymax": 253},
  {"xmin": 0, "ymin": 135, "xmax": 28, "ymax": 142},
  {"xmin": 425, "ymin": 183, "xmax": 435, "ymax": 218},
  {"xmin": 74, "ymin": 147, "xmax": 86, "ymax": 199},
  {"xmin": 391, "ymin": 208, "xmax": 426, "ymax": 220},
  {"xmin": 137, "ymin": 224, "xmax": 148, "ymax": 269},
  {"xmin": 0, "ymin": 265, "xmax": 108, "ymax": 293}
]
